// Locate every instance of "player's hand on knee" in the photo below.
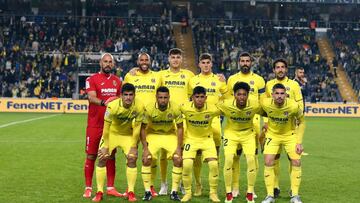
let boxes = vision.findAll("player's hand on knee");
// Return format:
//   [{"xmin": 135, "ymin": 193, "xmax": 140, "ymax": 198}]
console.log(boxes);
[
  {"xmin": 295, "ymin": 143, "xmax": 303, "ymax": 155},
  {"xmin": 174, "ymin": 147, "xmax": 183, "ymax": 159},
  {"xmin": 142, "ymin": 148, "xmax": 152, "ymax": 165},
  {"xmin": 98, "ymin": 147, "xmax": 110, "ymax": 161},
  {"xmin": 127, "ymin": 147, "xmax": 138, "ymax": 159}
]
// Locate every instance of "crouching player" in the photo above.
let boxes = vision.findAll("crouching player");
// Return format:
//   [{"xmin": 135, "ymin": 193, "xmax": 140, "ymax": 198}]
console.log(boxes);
[
  {"xmin": 93, "ymin": 83, "xmax": 144, "ymax": 202},
  {"xmin": 261, "ymin": 83, "xmax": 305, "ymax": 203},
  {"xmin": 217, "ymin": 82, "xmax": 261, "ymax": 203},
  {"xmin": 140, "ymin": 86, "xmax": 184, "ymax": 201},
  {"xmin": 180, "ymin": 86, "xmax": 221, "ymax": 202}
]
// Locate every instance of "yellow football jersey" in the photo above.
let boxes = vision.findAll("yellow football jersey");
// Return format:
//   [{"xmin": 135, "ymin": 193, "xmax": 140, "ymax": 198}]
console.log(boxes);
[
  {"xmin": 180, "ymin": 102, "xmax": 221, "ymax": 139},
  {"xmin": 143, "ymin": 101, "xmax": 183, "ymax": 135},
  {"xmin": 216, "ymin": 97, "xmax": 261, "ymax": 135},
  {"xmin": 227, "ymin": 71, "xmax": 265, "ymax": 99},
  {"xmin": 189, "ymin": 73, "xmax": 228, "ymax": 104},
  {"xmin": 260, "ymin": 98, "xmax": 304, "ymax": 137},
  {"xmin": 158, "ymin": 68, "xmax": 195, "ymax": 104},
  {"xmin": 265, "ymin": 77, "xmax": 303, "ymax": 110},
  {"xmin": 123, "ymin": 70, "xmax": 161, "ymax": 105}
]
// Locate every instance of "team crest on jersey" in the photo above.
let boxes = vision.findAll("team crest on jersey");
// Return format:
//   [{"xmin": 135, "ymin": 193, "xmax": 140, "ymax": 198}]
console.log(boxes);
[
  {"xmin": 204, "ymin": 114, "xmax": 210, "ymax": 120},
  {"xmin": 167, "ymin": 113, "xmax": 173, "ymax": 119},
  {"xmin": 151, "ymin": 78, "xmax": 156, "ymax": 83},
  {"xmin": 250, "ymin": 88, "xmax": 254, "ymax": 92},
  {"xmin": 286, "ymin": 87, "xmax": 290, "ymax": 91},
  {"xmin": 246, "ymin": 111, "xmax": 251, "ymax": 116},
  {"xmin": 132, "ymin": 111, "xmax": 137, "ymax": 117},
  {"xmin": 181, "ymin": 74, "xmax": 185, "ymax": 79},
  {"xmin": 250, "ymin": 80, "xmax": 254, "ymax": 85},
  {"xmin": 211, "ymin": 82, "xmax": 216, "ymax": 86},
  {"xmin": 113, "ymin": 80, "xmax": 117, "ymax": 86},
  {"xmin": 284, "ymin": 111, "xmax": 289, "ymax": 116}
]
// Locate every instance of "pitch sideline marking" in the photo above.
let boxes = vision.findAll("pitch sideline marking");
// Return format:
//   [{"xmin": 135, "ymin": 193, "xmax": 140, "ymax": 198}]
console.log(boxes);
[{"xmin": 0, "ymin": 114, "xmax": 61, "ymax": 129}]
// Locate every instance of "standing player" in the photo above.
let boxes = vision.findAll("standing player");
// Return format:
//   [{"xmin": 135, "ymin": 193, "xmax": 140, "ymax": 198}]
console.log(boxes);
[
  {"xmin": 264, "ymin": 58, "xmax": 304, "ymax": 198},
  {"xmin": 123, "ymin": 52, "xmax": 161, "ymax": 197},
  {"xmin": 92, "ymin": 83, "xmax": 144, "ymax": 202},
  {"xmin": 217, "ymin": 82, "xmax": 261, "ymax": 203},
  {"xmin": 227, "ymin": 52, "xmax": 266, "ymax": 198},
  {"xmin": 83, "ymin": 53, "xmax": 122, "ymax": 198},
  {"xmin": 188, "ymin": 53, "xmax": 228, "ymax": 197},
  {"xmin": 180, "ymin": 86, "xmax": 221, "ymax": 202},
  {"xmin": 157, "ymin": 48, "xmax": 194, "ymax": 195},
  {"xmin": 140, "ymin": 86, "xmax": 183, "ymax": 201},
  {"xmin": 261, "ymin": 84, "xmax": 305, "ymax": 203},
  {"xmin": 294, "ymin": 67, "xmax": 307, "ymax": 110}
]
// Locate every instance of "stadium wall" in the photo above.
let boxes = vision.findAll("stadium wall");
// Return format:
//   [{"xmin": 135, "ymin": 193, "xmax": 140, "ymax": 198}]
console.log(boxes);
[{"xmin": 1, "ymin": 99, "xmax": 359, "ymax": 117}]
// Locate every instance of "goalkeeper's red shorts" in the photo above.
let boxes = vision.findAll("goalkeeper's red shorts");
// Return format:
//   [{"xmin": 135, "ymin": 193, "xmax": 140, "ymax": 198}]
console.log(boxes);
[{"xmin": 85, "ymin": 127, "xmax": 103, "ymax": 155}]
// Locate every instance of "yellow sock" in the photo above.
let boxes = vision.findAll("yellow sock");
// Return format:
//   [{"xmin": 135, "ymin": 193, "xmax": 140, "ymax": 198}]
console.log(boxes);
[
  {"xmin": 232, "ymin": 155, "xmax": 240, "ymax": 191},
  {"xmin": 273, "ymin": 159, "xmax": 280, "ymax": 189},
  {"xmin": 193, "ymin": 154, "xmax": 202, "ymax": 186},
  {"xmin": 151, "ymin": 161, "xmax": 157, "ymax": 186},
  {"xmin": 264, "ymin": 166, "xmax": 275, "ymax": 197},
  {"xmin": 95, "ymin": 166, "xmax": 106, "ymax": 193},
  {"xmin": 290, "ymin": 166, "xmax": 302, "ymax": 196},
  {"xmin": 246, "ymin": 154, "xmax": 256, "ymax": 193},
  {"xmin": 160, "ymin": 150, "xmax": 168, "ymax": 184},
  {"xmin": 171, "ymin": 166, "xmax": 182, "ymax": 192},
  {"xmin": 127, "ymin": 167, "xmax": 137, "ymax": 192},
  {"xmin": 142, "ymin": 166, "xmax": 151, "ymax": 191},
  {"xmin": 182, "ymin": 159, "xmax": 193, "ymax": 194},
  {"xmin": 224, "ymin": 155, "xmax": 233, "ymax": 193},
  {"xmin": 208, "ymin": 160, "xmax": 219, "ymax": 194}
]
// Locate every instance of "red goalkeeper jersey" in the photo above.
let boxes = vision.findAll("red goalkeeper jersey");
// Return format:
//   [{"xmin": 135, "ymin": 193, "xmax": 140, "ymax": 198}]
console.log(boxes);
[{"xmin": 85, "ymin": 72, "xmax": 121, "ymax": 128}]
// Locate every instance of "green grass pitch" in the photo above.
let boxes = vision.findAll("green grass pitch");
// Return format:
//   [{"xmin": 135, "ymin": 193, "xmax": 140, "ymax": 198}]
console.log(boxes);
[{"xmin": 0, "ymin": 112, "xmax": 359, "ymax": 203}]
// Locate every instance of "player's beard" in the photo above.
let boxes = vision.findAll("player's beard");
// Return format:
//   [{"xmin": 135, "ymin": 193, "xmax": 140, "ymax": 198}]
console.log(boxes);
[
  {"xmin": 139, "ymin": 64, "xmax": 150, "ymax": 72},
  {"xmin": 240, "ymin": 65, "xmax": 250, "ymax": 74},
  {"xmin": 102, "ymin": 66, "xmax": 112, "ymax": 74},
  {"xmin": 276, "ymin": 72, "xmax": 286, "ymax": 80}
]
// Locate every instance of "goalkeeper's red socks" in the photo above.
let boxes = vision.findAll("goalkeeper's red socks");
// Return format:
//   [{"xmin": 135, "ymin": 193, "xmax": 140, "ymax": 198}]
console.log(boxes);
[
  {"xmin": 85, "ymin": 158, "xmax": 95, "ymax": 187},
  {"xmin": 106, "ymin": 158, "xmax": 116, "ymax": 187}
]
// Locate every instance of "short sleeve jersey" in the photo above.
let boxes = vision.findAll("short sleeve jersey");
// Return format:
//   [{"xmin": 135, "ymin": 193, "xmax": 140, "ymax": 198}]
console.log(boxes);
[
  {"xmin": 265, "ymin": 77, "xmax": 304, "ymax": 110},
  {"xmin": 158, "ymin": 68, "xmax": 194, "ymax": 104},
  {"xmin": 227, "ymin": 72, "xmax": 265, "ymax": 100},
  {"xmin": 260, "ymin": 98, "xmax": 303, "ymax": 136},
  {"xmin": 180, "ymin": 102, "xmax": 221, "ymax": 139},
  {"xmin": 189, "ymin": 73, "xmax": 228, "ymax": 104},
  {"xmin": 85, "ymin": 73, "xmax": 121, "ymax": 128},
  {"xmin": 124, "ymin": 70, "xmax": 161, "ymax": 105},
  {"xmin": 104, "ymin": 98, "xmax": 144, "ymax": 136},
  {"xmin": 216, "ymin": 97, "xmax": 261, "ymax": 135},
  {"xmin": 143, "ymin": 101, "xmax": 183, "ymax": 135}
]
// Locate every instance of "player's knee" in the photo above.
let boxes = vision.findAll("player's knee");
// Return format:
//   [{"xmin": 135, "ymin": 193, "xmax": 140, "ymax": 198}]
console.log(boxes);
[
  {"xmin": 264, "ymin": 156, "xmax": 275, "ymax": 166},
  {"xmin": 142, "ymin": 157, "xmax": 152, "ymax": 166},
  {"xmin": 245, "ymin": 154, "xmax": 256, "ymax": 171},
  {"xmin": 127, "ymin": 155, "xmax": 138, "ymax": 167},
  {"xmin": 87, "ymin": 154, "xmax": 97, "ymax": 160},
  {"xmin": 291, "ymin": 159, "xmax": 301, "ymax": 167}
]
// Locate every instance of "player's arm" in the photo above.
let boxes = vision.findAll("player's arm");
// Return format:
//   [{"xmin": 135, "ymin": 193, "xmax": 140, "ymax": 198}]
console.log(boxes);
[
  {"xmin": 294, "ymin": 83, "xmax": 304, "ymax": 112},
  {"xmin": 175, "ymin": 122, "xmax": 184, "ymax": 158},
  {"xmin": 98, "ymin": 107, "xmax": 113, "ymax": 159},
  {"xmin": 140, "ymin": 123, "xmax": 152, "ymax": 161},
  {"xmin": 295, "ymin": 107, "xmax": 306, "ymax": 154}
]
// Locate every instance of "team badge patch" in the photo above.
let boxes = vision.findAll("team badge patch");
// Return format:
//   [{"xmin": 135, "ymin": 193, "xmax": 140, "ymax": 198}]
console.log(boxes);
[
  {"xmin": 204, "ymin": 114, "xmax": 210, "ymax": 120},
  {"xmin": 246, "ymin": 111, "xmax": 251, "ymax": 116},
  {"xmin": 211, "ymin": 82, "xmax": 216, "ymax": 86},
  {"xmin": 284, "ymin": 111, "xmax": 289, "ymax": 116},
  {"xmin": 151, "ymin": 78, "xmax": 156, "ymax": 83},
  {"xmin": 181, "ymin": 74, "xmax": 185, "ymax": 79},
  {"xmin": 250, "ymin": 80, "xmax": 254, "ymax": 85},
  {"xmin": 286, "ymin": 87, "xmax": 290, "ymax": 91},
  {"xmin": 104, "ymin": 110, "xmax": 110, "ymax": 118},
  {"xmin": 113, "ymin": 80, "xmax": 117, "ymax": 86},
  {"xmin": 250, "ymin": 88, "xmax": 254, "ymax": 92},
  {"xmin": 168, "ymin": 113, "xmax": 173, "ymax": 119},
  {"xmin": 132, "ymin": 111, "xmax": 137, "ymax": 117}
]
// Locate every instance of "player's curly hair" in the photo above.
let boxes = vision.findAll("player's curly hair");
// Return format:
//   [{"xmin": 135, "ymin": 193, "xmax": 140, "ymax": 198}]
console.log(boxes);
[{"xmin": 233, "ymin": 82, "xmax": 250, "ymax": 94}]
